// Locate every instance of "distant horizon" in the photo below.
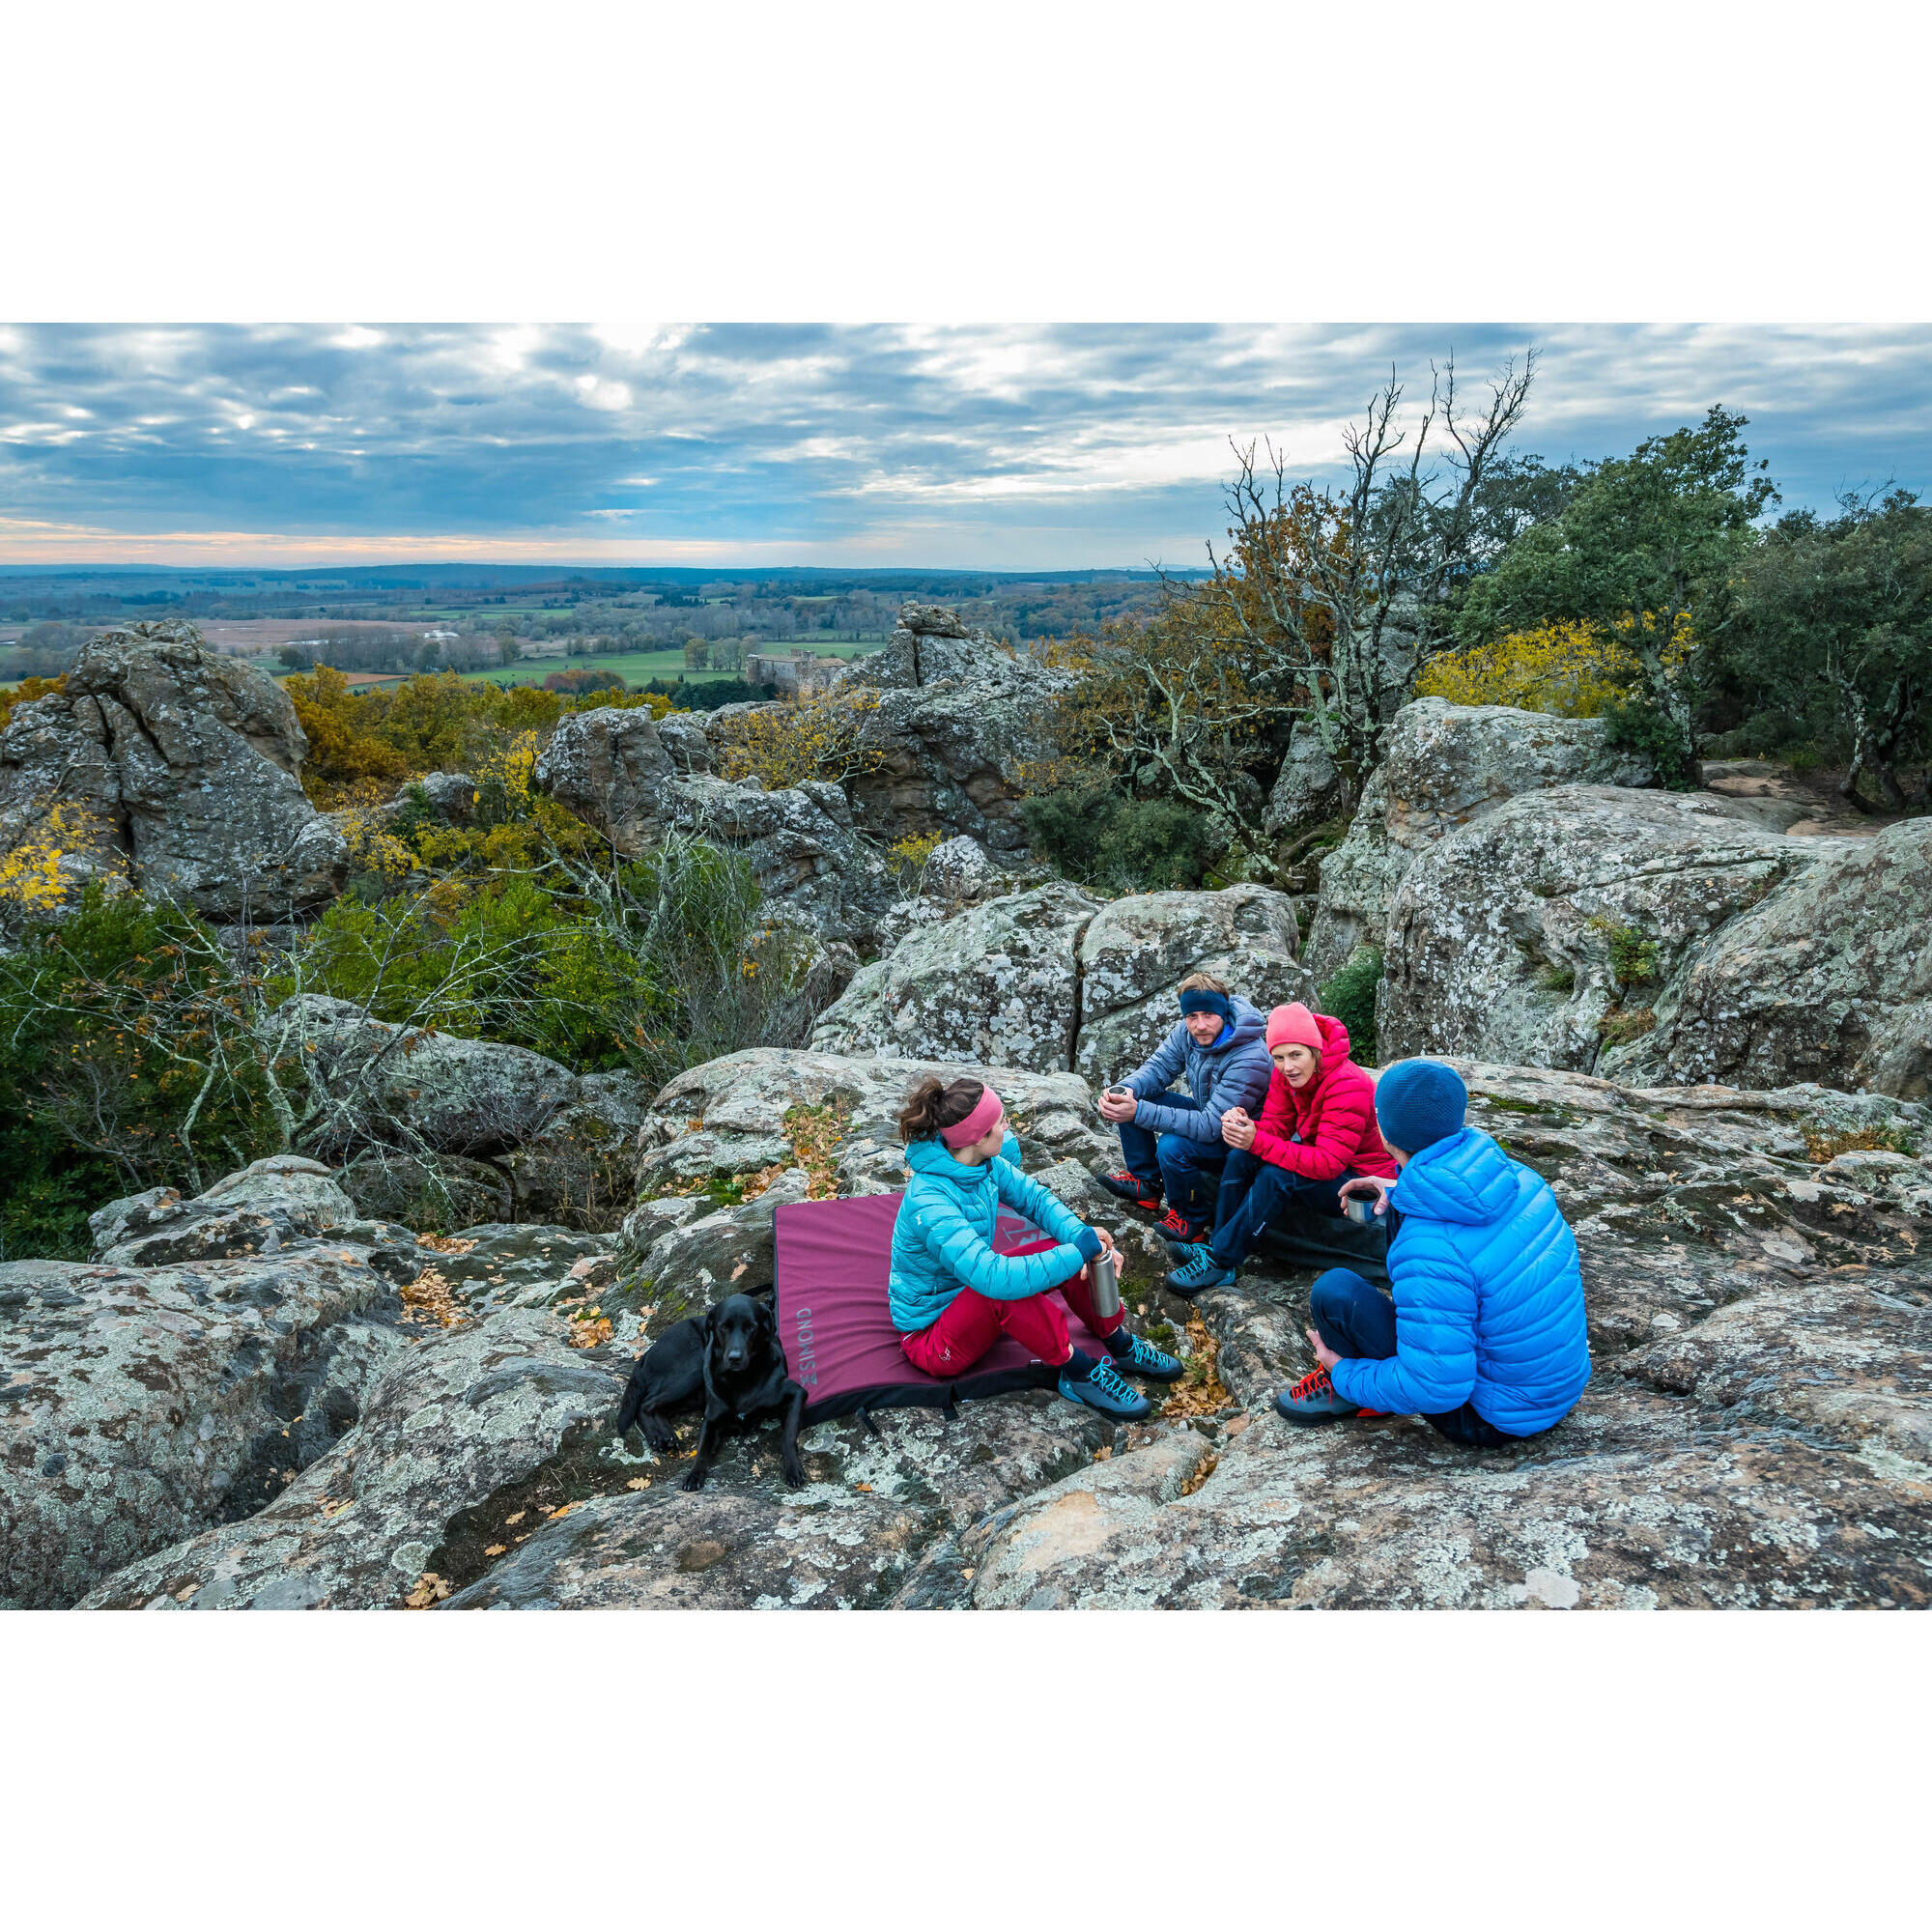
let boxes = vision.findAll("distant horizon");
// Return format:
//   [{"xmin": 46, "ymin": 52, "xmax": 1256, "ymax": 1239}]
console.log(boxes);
[{"xmin": 6, "ymin": 324, "xmax": 1930, "ymax": 570}]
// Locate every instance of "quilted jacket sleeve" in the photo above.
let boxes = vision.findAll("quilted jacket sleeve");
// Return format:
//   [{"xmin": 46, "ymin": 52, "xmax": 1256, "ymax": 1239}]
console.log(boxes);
[
  {"xmin": 1328, "ymin": 1228, "xmax": 1479, "ymax": 1415},
  {"xmin": 1124, "ymin": 1023, "xmax": 1186, "ymax": 1100},
  {"xmin": 914, "ymin": 1191, "xmax": 1087, "ymax": 1304},
  {"xmin": 993, "ymin": 1157, "xmax": 1090, "ymax": 1249},
  {"xmin": 1250, "ymin": 1068, "xmax": 1371, "ymax": 1180}
]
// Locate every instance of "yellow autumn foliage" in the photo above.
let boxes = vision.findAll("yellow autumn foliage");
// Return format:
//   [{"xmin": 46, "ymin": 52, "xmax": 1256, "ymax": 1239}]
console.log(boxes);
[
  {"xmin": 714, "ymin": 690, "xmax": 885, "ymax": 790},
  {"xmin": 1419, "ymin": 618, "xmax": 1693, "ymax": 718},
  {"xmin": 0, "ymin": 800, "xmax": 101, "ymax": 915}
]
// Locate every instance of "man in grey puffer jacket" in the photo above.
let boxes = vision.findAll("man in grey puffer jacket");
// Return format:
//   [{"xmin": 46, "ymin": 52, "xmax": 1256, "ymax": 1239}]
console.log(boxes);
[{"xmin": 1096, "ymin": 973, "xmax": 1273, "ymax": 1242}]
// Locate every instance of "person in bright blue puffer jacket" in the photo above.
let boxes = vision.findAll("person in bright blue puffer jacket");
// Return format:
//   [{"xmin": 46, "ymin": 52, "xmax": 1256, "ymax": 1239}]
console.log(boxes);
[{"xmin": 1274, "ymin": 1058, "xmax": 1591, "ymax": 1446}]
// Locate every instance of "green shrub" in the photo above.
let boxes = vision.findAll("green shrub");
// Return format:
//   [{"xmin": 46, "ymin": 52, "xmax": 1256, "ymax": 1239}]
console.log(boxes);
[
  {"xmin": 0, "ymin": 889, "xmax": 283, "ymax": 1258},
  {"xmin": 1020, "ymin": 783, "xmax": 1213, "ymax": 893},
  {"xmin": 1604, "ymin": 696, "xmax": 1696, "ymax": 789},
  {"xmin": 1318, "ymin": 945, "xmax": 1383, "ymax": 1065}
]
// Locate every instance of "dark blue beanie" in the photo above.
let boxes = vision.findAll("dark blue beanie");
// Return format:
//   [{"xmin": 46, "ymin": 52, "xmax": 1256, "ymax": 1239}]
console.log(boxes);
[
  {"xmin": 1374, "ymin": 1059, "xmax": 1468, "ymax": 1153},
  {"xmin": 1179, "ymin": 987, "xmax": 1233, "ymax": 1023}
]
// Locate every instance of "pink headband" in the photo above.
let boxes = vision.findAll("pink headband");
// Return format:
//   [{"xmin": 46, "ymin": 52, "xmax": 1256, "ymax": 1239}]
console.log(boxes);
[{"xmin": 940, "ymin": 1085, "xmax": 1005, "ymax": 1150}]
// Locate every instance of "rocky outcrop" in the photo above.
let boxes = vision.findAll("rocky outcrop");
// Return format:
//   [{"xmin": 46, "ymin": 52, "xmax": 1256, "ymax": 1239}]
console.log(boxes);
[
  {"xmin": 57, "ymin": 1054, "xmax": 1932, "ymax": 1611},
  {"xmin": 1379, "ymin": 790, "xmax": 1932, "ymax": 1098},
  {"xmin": 1607, "ymin": 816, "xmax": 1932, "ymax": 1100},
  {"xmin": 1, "ymin": 1244, "xmax": 410, "ymax": 1608},
  {"xmin": 1263, "ymin": 718, "xmax": 1347, "ymax": 844},
  {"xmin": 79, "ymin": 1311, "xmax": 626, "ymax": 1611},
  {"xmin": 1378, "ymin": 786, "xmax": 1815, "ymax": 1075},
  {"xmin": 812, "ymin": 880, "xmax": 1306, "ymax": 1075},
  {"xmin": 89, "ymin": 1154, "xmax": 361, "ymax": 1268},
  {"xmin": 529, "ymin": 707, "xmax": 674, "ymax": 852},
  {"xmin": 0, "ymin": 620, "xmax": 345, "ymax": 924},
  {"xmin": 830, "ymin": 602, "xmax": 1076, "ymax": 858},
  {"xmin": 531, "ymin": 712, "xmax": 894, "ymax": 948},
  {"xmin": 1304, "ymin": 697, "xmax": 1661, "ymax": 980},
  {"xmin": 810, "ymin": 881, "xmax": 1101, "ymax": 1069},
  {"xmin": 271, "ymin": 997, "xmax": 643, "ymax": 1229},
  {"xmin": 1073, "ymin": 883, "xmax": 1310, "ymax": 1085}
]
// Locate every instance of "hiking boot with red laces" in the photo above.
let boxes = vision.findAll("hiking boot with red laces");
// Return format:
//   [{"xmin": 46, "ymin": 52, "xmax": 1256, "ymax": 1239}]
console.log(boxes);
[
  {"xmin": 1097, "ymin": 1170, "xmax": 1163, "ymax": 1212},
  {"xmin": 1274, "ymin": 1363, "xmax": 1363, "ymax": 1424},
  {"xmin": 1153, "ymin": 1206, "xmax": 1205, "ymax": 1244}
]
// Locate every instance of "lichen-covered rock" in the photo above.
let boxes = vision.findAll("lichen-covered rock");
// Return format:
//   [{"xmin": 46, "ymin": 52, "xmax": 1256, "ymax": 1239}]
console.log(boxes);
[
  {"xmin": 443, "ymin": 1388, "xmax": 1112, "ymax": 1610},
  {"xmin": 529, "ymin": 706, "xmax": 673, "ymax": 851},
  {"xmin": 633, "ymin": 1168, "xmax": 813, "ymax": 1304},
  {"xmin": 810, "ymin": 882, "xmax": 1101, "ymax": 1069},
  {"xmin": 632, "ymin": 1046, "xmax": 1117, "ymax": 1201},
  {"xmin": 1304, "ymin": 697, "xmax": 1660, "ymax": 980},
  {"xmin": 1073, "ymin": 883, "xmax": 1311, "ymax": 1085},
  {"xmin": 1378, "ymin": 786, "xmax": 1814, "ymax": 1075},
  {"xmin": 1263, "ymin": 718, "xmax": 1347, "ymax": 844},
  {"xmin": 0, "ymin": 620, "xmax": 343, "ymax": 924},
  {"xmin": 80, "ymin": 1310, "xmax": 626, "ymax": 1610},
  {"xmin": 90, "ymin": 1155, "xmax": 359, "ymax": 1268},
  {"xmin": 829, "ymin": 603, "xmax": 1078, "ymax": 858},
  {"xmin": 422, "ymin": 1223, "xmax": 621, "ymax": 1317},
  {"xmin": 1, "ymin": 1249, "xmax": 406, "ymax": 1608},
  {"xmin": 1604, "ymin": 817, "xmax": 1932, "ymax": 1100}
]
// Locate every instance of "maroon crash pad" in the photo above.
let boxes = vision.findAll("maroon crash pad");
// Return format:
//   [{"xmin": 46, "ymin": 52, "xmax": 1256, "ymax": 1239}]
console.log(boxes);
[{"xmin": 772, "ymin": 1192, "xmax": 1111, "ymax": 1421}]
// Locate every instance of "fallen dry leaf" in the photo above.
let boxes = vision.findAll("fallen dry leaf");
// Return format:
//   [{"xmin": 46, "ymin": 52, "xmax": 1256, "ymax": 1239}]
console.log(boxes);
[
  {"xmin": 1179, "ymin": 1451, "xmax": 1220, "ymax": 1498},
  {"xmin": 502, "ymin": 1510, "xmax": 526, "ymax": 1526},
  {"xmin": 1093, "ymin": 1445, "xmax": 1112, "ymax": 1462},
  {"xmin": 1225, "ymin": 1413, "xmax": 1251, "ymax": 1437},
  {"xmin": 403, "ymin": 1571, "xmax": 452, "ymax": 1609},
  {"xmin": 547, "ymin": 1499, "xmax": 585, "ymax": 1520},
  {"xmin": 483, "ymin": 1544, "xmax": 508, "ymax": 1558},
  {"xmin": 853, "ymin": 1481, "xmax": 873, "ymax": 1492},
  {"xmin": 625, "ymin": 1477, "xmax": 652, "ymax": 1491}
]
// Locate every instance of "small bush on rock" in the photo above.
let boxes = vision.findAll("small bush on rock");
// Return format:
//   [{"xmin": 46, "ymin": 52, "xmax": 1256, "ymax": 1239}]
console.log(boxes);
[{"xmin": 1318, "ymin": 944, "xmax": 1383, "ymax": 1065}]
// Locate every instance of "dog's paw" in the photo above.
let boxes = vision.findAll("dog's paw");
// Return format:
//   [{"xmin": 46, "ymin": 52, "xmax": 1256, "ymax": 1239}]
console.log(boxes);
[
  {"xmin": 641, "ymin": 1421, "xmax": 676, "ymax": 1453},
  {"xmin": 679, "ymin": 1466, "xmax": 709, "ymax": 1492},
  {"xmin": 781, "ymin": 1459, "xmax": 806, "ymax": 1490}
]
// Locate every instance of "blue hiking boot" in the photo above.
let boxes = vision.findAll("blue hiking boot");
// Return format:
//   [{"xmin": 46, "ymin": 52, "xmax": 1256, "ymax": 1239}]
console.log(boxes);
[
  {"xmin": 1165, "ymin": 1248, "xmax": 1236, "ymax": 1298},
  {"xmin": 1058, "ymin": 1355, "xmax": 1152, "ymax": 1421},
  {"xmin": 1108, "ymin": 1329, "xmax": 1183, "ymax": 1383},
  {"xmin": 1274, "ymin": 1364, "xmax": 1362, "ymax": 1424}
]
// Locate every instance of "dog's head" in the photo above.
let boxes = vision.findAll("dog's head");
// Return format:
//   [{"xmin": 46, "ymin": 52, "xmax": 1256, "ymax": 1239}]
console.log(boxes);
[{"xmin": 703, "ymin": 1293, "xmax": 775, "ymax": 1378}]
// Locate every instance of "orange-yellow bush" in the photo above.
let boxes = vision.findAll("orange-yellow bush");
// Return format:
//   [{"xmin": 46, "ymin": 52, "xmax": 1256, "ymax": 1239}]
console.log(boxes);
[{"xmin": 1418, "ymin": 619, "xmax": 1692, "ymax": 718}]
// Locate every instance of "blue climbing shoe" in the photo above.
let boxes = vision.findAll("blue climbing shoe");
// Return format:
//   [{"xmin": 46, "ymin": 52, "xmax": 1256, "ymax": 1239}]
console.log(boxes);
[
  {"xmin": 1109, "ymin": 1329, "xmax": 1184, "ymax": 1383},
  {"xmin": 1165, "ymin": 1249, "xmax": 1236, "ymax": 1298},
  {"xmin": 1274, "ymin": 1364, "xmax": 1362, "ymax": 1424},
  {"xmin": 1058, "ymin": 1355, "xmax": 1152, "ymax": 1421}
]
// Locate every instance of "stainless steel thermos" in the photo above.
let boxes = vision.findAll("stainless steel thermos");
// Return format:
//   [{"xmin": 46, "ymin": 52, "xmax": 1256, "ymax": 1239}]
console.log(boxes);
[{"xmin": 1088, "ymin": 1247, "xmax": 1122, "ymax": 1321}]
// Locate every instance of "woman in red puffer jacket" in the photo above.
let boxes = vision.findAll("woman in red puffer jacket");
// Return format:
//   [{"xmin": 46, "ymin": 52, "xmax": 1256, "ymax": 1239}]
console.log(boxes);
[{"xmin": 1163, "ymin": 1002, "xmax": 1398, "ymax": 1294}]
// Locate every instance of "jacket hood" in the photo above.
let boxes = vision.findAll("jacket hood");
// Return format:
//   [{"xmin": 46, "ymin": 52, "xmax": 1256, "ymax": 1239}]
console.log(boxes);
[
  {"xmin": 1392, "ymin": 1127, "xmax": 1519, "ymax": 1225},
  {"xmin": 1315, "ymin": 1013, "xmax": 1354, "ymax": 1066},
  {"xmin": 904, "ymin": 1130, "xmax": 1023, "ymax": 1188},
  {"xmin": 1208, "ymin": 997, "xmax": 1267, "ymax": 1056}
]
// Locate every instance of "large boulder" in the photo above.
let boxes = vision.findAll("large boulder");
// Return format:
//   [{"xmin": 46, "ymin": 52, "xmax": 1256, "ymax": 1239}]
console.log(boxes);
[
  {"xmin": 0, "ymin": 1245, "xmax": 409, "ymax": 1608},
  {"xmin": 0, "ymin": 620, "xmax": 345, "ymax": 924},
  {"xmin": 531, "ymin": 711, "xmax": 895, "ymax": 948},
  {"xmin": 1379, "ymin": 788, "xmax": 1932, "ymax": 1097},
  {"xmin": 268, "ymin": 997, "xmax": 643, "ymax": 1229},
  {"xmin": 1303, "ymin": 697, "xmax": 1660, "ymax": 980},
  {"xmin": 829, "ymin": 602, "xmax": 1077, "ymax": 858},
  {"xmin": 529, "ymin": 707, "xmax": 673, "ymax": 851},
  {"xmin": 1607, "ymin": 816, "xmax": 1932, "ymax": 1099},
  {"xmin": 79, "ymin": 1309, "xmax": 627, "ymax": 1611},
  {"xmin": 88, "ymin": 1154, "xmax": 359, "ymax": 1268},
  {"xmin": 812, "ymin": 880, "xmax": 1310, "ymax": 1079},
  {"xmin": 1072, "ymin": 883, "xmax": 1311, "ymax": 1085},
  {"xmin": 1378, "ymin": 786, "xmax": 1815, "ymax": 1075},
  {"xmin": 1263, "ymin": 718, "xmax": 1348, "ymax": 845}
]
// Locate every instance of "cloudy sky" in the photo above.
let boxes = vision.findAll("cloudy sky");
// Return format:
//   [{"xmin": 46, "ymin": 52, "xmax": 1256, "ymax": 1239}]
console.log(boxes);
[{"xmin": 2, "ymin": 324, "xmax": 1927, "ymax": 571}]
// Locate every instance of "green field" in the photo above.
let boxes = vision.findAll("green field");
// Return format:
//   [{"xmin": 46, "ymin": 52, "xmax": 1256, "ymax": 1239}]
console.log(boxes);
[{"xmin": 452, "ymin": 639, "xmax": 882, "ymax": 689}]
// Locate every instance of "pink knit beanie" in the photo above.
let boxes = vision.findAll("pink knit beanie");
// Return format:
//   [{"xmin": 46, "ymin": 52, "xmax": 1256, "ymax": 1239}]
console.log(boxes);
[{"xmin": 1265, "ymin": 1002, "xmax": 1323, "ymax": 1052}]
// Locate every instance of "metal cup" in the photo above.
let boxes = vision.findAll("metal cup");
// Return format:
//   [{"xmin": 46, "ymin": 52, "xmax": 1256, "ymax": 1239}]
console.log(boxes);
[
  {"xmin": 1088, "ymin": 1248, "xmax": 1122, "ymax": 1321},
  {"xmin": 1342, "ymin": 1192, "xmax": 1378, "ymax": 1226}
]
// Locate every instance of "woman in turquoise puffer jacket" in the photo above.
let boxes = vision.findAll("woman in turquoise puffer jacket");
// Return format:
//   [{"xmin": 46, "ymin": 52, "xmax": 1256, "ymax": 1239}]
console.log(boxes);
[
  {"xmin": 889, "ymin": 1074, "xmax": 1183, "ymax": 1422},
  {"xmin": 1275, "ymin": 1058, "xmax": 1591, "ymax": 1445}
]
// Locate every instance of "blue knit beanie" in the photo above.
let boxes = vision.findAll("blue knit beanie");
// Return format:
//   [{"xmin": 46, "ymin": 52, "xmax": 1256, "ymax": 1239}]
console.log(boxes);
[
  {"xmin": 1179, "ymin": 986, "xmax": 1232, "ymax": 1023},
  {"xmin": 1374, "ymin": 1059, "xmax": 1468, "ymax": 1152}
]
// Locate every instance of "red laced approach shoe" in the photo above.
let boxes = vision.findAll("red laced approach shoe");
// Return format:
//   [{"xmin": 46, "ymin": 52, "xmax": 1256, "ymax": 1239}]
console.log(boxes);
[
  {"xmin": 1274, "ymin": 1364, "xmax": 1364, "ymax": 1424},
  {"xmin": 1096, "ymin": 1170, "xmax": 1163, "ymax": 1211},
  {"xmin": 1153, "ymin": 1207, "xmax": 1205, "ymax": 1244}
]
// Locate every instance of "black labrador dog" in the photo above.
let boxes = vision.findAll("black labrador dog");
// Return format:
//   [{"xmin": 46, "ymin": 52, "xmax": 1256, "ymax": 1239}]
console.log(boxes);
[{"xmin": 614, "ymin": 1293, "xmax": 808, "ymax": 1492}]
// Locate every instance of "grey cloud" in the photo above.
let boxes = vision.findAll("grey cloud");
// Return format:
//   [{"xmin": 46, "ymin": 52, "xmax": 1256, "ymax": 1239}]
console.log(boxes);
[{"xmin": 1, "ymin": 324, "xmax": 1927, "ymax": 564}]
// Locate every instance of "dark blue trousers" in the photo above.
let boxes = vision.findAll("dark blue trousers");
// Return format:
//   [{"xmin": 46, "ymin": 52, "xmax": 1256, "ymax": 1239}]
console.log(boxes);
[
  {"xmin": 1117, "ymin": 1093, "xmax": 1226, "ymax": 1230},
  {"xmin": 1309, "ymin": 1267, "xmax": 1534, "ymax": 1449},
  {"xmin": 1208, "ymin": 1146, "xmax": 1355, "ymax": 1268}
]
